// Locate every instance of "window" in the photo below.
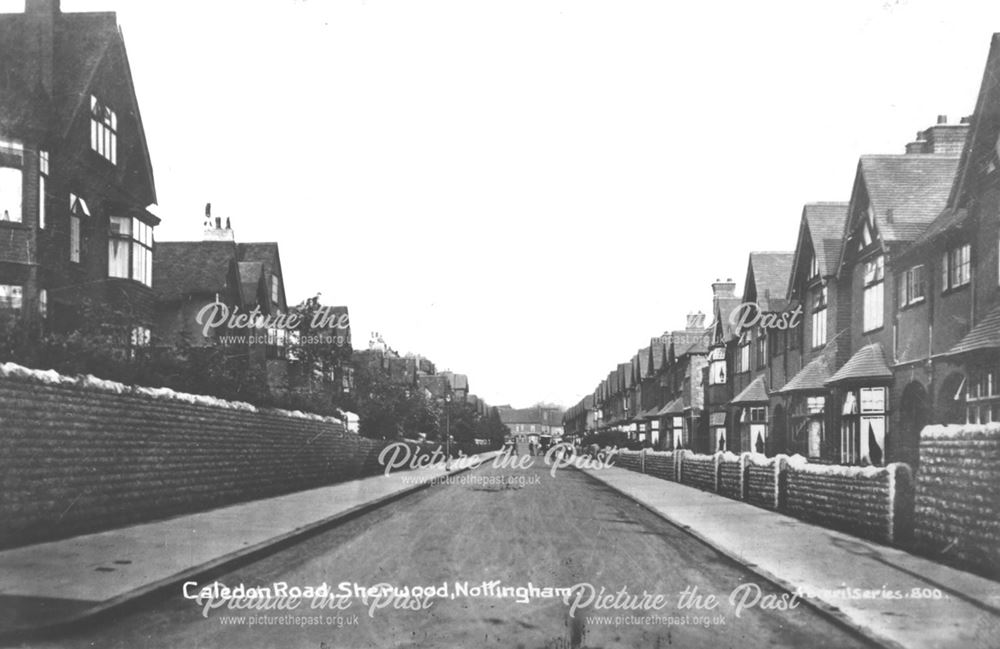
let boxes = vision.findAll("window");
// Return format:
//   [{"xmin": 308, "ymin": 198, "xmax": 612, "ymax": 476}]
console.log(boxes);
[
  {"xmin": 811, "ymin": 286, "xmax": 827, "ymax": 349},
  {"xmin": 863, "ymin": 255, "xmax": 884, "ymax": 332},
  {"xmin": 108, "ymin": 217, "xmax": 153, "ymax": 286},
  {"xmin": 755, "ymin": 333, "xmax": 767, "ymax": 368},
  {"xmin": 266, "ymin": 326, "xmax": 287, "ymax": 359},
  {"xmin": 737, "ymin": 333, "xmax": 750, "ymax": 374},
  {"xmin": 0, "ymin": 284, "xmax": 22, "ymax": 310},
  {"xmin": 0, "ymin": 165, "xmax": 22, "ymax": 223},
  {"xmin": 840, "ymin": 387, "xmax": 886, "ymax": 466},
  {"xmin": 39, "ymin": 288, "xmax": 47, "ymax": 318},
  {"xmin": 966, "ymin": 366, "xmax": 1000, "ymax": 424},
  {"xmin": 942, "ymin": 244, "xmax": 971, "ymax": 291},
  {"xmin": 90, "ymin": 95, "xmax": 117, "ymax": 164},
  {"xmin": 37, "ymin": 150, "xmax": 49, "ymax": 228},
  {"xmin": 898, "ymin": 265, "xmax": 925, "ymax": 307},
  {"xmin": 130, "ymin": 326, "xmax": 150, "ymax": 347},
  {"xmin": 69, "ymin": 193, "xmax": 89, "ymax": 263},
  {"xmin": 809, "ymin": 251, "xmax": 820, "ymax": 280},
  {"xmin": 741, "ymin": 406, "xmax": 768, "ymax": 454},
  {"xmin": 708, "ymin": 346, "xmax": 726, "ymax": 385},
  {"xmin": 271, "ymin": 275, "xmax": 280, "ymax": 305}
]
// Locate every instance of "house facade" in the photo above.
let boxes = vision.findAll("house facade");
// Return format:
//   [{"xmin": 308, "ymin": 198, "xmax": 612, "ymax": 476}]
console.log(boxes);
[{"xmin": 0, "ymin": 0, "xmax": 158, "ymax": 344}]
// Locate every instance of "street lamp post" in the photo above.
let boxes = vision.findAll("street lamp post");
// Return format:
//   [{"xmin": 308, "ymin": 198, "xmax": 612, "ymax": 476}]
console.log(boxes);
[{"xmin": 444, "ymin": 393, "xmax": 452, "ymax": 460}]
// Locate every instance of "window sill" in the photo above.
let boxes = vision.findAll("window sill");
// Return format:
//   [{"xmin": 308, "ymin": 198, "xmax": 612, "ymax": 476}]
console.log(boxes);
[
  {"xmin": 862, "ymin": 325, "xmax": 885, "ymax": 335},
  {"xmin": 942, "ymin": 283, "xmax": 971, "ymax": 296},
  {"xmin": 899, "ymin": 298, "xmax": 926, "ymax": 311}
]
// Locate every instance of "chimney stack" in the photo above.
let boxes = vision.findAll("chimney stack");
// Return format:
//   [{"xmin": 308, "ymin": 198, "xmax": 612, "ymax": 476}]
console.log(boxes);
[
  {"xmin": 25, "ymin": 0, "xmax": 59, "ymax": 95},
  {"xmin": 686, "ymin": 311, "xmax": 707, "ymax": 331},
  {"xmin": 203, "ymin": 202, "xmax": 235, "ymax": 241},
  {"xmin": 905, "ymin": 116, "xmax": 970, "ymax": 156},
  {"xmin": 711, "ymin": 278, "xmax": 737, "ymax": 320}
]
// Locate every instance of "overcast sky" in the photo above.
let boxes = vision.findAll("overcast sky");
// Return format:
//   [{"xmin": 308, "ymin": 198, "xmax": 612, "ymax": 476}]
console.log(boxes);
[{"xmin": 15, "ymin": 0, "xmax": 1000, "ymax": 408}]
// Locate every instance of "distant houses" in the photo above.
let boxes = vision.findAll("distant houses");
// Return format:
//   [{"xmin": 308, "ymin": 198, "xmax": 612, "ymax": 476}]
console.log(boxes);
[{"xmin": 566, "ymin": 34, "xmax": 1000, "ymax": 469}]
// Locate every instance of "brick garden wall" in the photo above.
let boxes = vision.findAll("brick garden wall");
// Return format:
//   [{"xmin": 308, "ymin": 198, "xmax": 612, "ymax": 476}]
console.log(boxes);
[
  {"xmin": 784, "ymin": 460, "xmax": 910, "ymax": 544},
  {"xmin": 717, "ymin": 454, "xmax": 743, "ymax": 500},
  {"xmin": 643, "ymin": 451, "xmax": 675, "ymax": 481},
  {"xmin": 0, "ymin": 368, "xmax": 437, "ymax": 549},
  {"xmin": 679, "ymin": 452, "xmax": 716, "ymax": 491},
  {"xmin": 915, "ymin": 424, "xmax": 1000, "ymax": 578}
]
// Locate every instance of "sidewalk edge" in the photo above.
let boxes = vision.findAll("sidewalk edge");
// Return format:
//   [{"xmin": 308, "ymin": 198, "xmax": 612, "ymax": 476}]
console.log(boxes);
[{"xmin": 578, "ymin": 466, "xmax": 902, "ymax": 649}]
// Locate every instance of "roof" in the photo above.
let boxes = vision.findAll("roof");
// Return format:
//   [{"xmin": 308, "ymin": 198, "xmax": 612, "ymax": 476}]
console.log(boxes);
[
  {"xmin": 0, "ymin": 8, "xmax": 158, "ymax": 205},
  {"xmin": 153, "ymin": 241, "xmax": 237, "ymax": 302},
  {"xmin": 638, "ymin": 347, "xmax": 652, "ymax": 378},
  {"xmin": 858, "ymin": 155, "xmax": 960, "ymax": 244},
  {"xmin": 803, "ymin": 203, "xmax": 849, "ymax": 276},
  {"xmin": 778, "ymin": 354, "xmax": 834, "ymax": 393},
  {"xmin": 746, "ymin": 252, "xmax": 794, "ymax": 311},
  {"xmin": 731, "ymin": 375, "xmax": 769, "ymax": 405},
  {"xmin": 657, "ymin": 397, "xmax": 685, "ymax": 416},
  {"xmin": 498, "ymin": 407, "xmax": 564, "ymax": 426},
  {"xmin": 826, "ymin": 343, "xmax": 893, "ymax": 384},
  {"xmin": 153, "ymin": 239, "xmax": 283, "ymax": 305},
  {"xmin": 945, "ymin": 304, "xmax": 1000, "ymax": 356},
  {"xmin": 900, "ymin": 207, "xmax": 971, "ymax": 260},
  {"xmin": 950, "ymin": 34, "xmax": 1000, "ymax": 208}
]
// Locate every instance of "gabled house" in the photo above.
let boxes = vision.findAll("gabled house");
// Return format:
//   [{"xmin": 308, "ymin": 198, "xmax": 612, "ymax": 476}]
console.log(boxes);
[
  {"xmin": 830, "ymin": 128, "xmax": 963, "ymax": 466},
  {"xmin": 658, "ymin": 313, "xmax": 709, "ymax": 451},
  {"xmin": 893, "ymin": 36, "xmax": 1000, "ymax": 466},
  {"xmin": 0, "ymin": 0, "xmax": 158, "ymax": 345},
  {"xmin": 728, "ymin": 253, "xmax": 794, "ymax": 454},
  {"xmin": 771, "ymin": 203, "xmax": 849, "ymax": 460},
  {"xmin": 703, "ymin": 279, "xmax": 742, "ymax": 452},
  {"xmin": 152, "ymin": 208, "xmax": 290, "ymax": 390}
]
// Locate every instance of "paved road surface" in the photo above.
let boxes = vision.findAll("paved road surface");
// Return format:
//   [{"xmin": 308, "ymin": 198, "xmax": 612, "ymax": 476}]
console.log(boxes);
[{"xmin": 13, "ymin": 461, "xmax": 871, "ymax": 649}]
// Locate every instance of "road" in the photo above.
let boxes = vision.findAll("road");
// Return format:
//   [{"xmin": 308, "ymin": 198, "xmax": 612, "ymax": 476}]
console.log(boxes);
[{"xmin": 18, "ymin": 460, "xmax": 871, "ymax": 649}]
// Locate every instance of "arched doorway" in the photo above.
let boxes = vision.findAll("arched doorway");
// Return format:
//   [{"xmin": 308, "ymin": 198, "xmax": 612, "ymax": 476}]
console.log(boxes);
[
  {"xmin": 898, "ymin": 381, "xmax": 929, "ymax": 469},
  {"xmin": 938, "ymin": 373, "xmax": 966, "ymax": 426}
]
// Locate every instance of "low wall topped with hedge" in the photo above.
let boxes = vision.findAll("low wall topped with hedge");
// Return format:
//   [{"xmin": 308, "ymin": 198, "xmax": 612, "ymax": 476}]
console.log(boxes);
[{"xmin": 0, "ymin": 363, "xmax": 434, "ymax": 549}]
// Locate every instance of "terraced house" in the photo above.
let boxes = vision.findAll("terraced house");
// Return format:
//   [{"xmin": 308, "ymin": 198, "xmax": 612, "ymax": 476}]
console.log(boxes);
[{"xmin": 0, "ymin": 0, "xmax": 158, "ymax": 346}]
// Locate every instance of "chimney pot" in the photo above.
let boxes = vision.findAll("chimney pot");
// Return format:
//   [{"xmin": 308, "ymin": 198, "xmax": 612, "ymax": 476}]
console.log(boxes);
[
  {"xmin": 205, "ymin": 202, "xmax": 211, "ymax": 217},
  {"xmin": 215, "ymin": 216, "xmax": 221, "ymax": 228},
  {"xmin": 937, "ymin": 114, "xmax": 948, "ymax": 125},
  {"xmin": 961, "ymin": 116, "xmax": 972, "ymax": 124}
]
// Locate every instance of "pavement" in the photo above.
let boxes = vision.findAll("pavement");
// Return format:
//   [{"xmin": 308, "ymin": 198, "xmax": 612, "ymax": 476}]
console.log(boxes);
[
  {"xmin": 0, "ymin": 453, "xmax": 495, "ymax": 639},
  {"xmin": 582, "ymin": 464, "xmax": 1000, "ymax": 649}
]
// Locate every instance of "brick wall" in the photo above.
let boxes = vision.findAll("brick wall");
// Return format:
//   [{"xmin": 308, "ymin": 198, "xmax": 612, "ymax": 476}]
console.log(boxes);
[
  {"xmin": 745, "ymin": 455, "xmax": 786, "ymax": 510},
  {"xmin": 784, "ymin": 460, "xmax": 910, "ymax": 544},
  {"xmin": 679, "ymin": 452, "xmax": 716, "ymax": 491},
  {"xmin": 615, "ymin": 450, "xmax": 643, "ymax": 473},
  {"xmin": 644, "ymin": 451, "xmax": 676, "ymax": 481},
  {"xmin": 915, "ymin": 425, "xmax": 1000, "ymax": 577},
  {"xmin": 717, "ymin": 453, "xmax": 743, "ymax": 500},
  {"xmin": 0, "ymin": 370, "xmax": 435, "ymax": 549}
]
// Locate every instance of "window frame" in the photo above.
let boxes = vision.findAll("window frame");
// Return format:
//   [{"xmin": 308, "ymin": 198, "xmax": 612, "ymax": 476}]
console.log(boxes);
[
  {"xmin": 90, "ymin": 95, "xmax": 118, "ymax": 165},
  {"xmin": 108, "ymin": 216, "xmax": 153, "ymax": 286},
  {"xmin": 863, "ymin": 255, "xmax": 885, "ymax": 333}
]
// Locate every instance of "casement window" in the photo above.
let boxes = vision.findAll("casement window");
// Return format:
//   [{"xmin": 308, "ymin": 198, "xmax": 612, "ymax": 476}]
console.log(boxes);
[
  {"xmin": 755, "ymin": 329, "xmax": 767, "ymax": 369},
  {"xmin": 840, "ymin": 387, "xmax": 886, "ymax": 466},
  {"xmin": 38, "ymin": 288, "xmax": 47, "ymax": 318},
  {"xmin": 69, "ymin": 193, "xmax": 89, "ymax": 263},
  {"xmin": 863, "ymin": 255, "xmax": 885, "ymax": 332},
  {"xmin": 90, "ymin": 95, "xmax": 117, "ymax": 164},
  {"xmin": 108, "ymin": 216, "xmax": 153, "ymax": 286},
  {"xmin": 898, "ymin": 264, "xmax": 926, "ymax": 307},
  {"xmin": 708, "ymin": 346, "xmax": 727, "ymax": 385},
  {"xmin": 741, "ymin": 406, "xmax": 768, "ymax": 454},
  {"xmin": 966, "ymin": 366, "xmax": 1000, "ymax": 424},
  {"xmin": 38, "ymin": 150, "xmax": 48, "ymax": 228},
  {"xmin": 0, "ymin": 284, "xmax": 22, "ymax": 310},
  {"xmin": 942, "ymin": 244, "xmax": 971, "ymax": 291},
  {"xmin": 271, "ymin": 274, "xmax": 280, "ymax": 305},
  {"xmin": 811, "ymin": 286, "xmax": 827, "ymax": 348},
  {"xmin": 130, "ymin": 326, "xmax": 150, "ymax": 347},
  {"xmin": 0, "ymin": 165, "xmax": 22, "ymax": 223}
]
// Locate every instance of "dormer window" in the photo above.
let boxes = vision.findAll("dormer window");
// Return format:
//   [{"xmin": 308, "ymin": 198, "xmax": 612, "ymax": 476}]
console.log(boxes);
[{"xmin": 90, "ymin": 95, "xmax": 117, "ymax": 164}]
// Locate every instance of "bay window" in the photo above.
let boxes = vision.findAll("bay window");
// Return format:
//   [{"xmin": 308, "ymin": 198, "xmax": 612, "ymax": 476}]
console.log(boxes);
[
  {"xmin": 108, "ymin": 216, "xmax": 153, "ymax": 286},
  {"xmin": 708, "ymin": 346, "xmax": 727, "ymax": 385},
  {"xmin": 741, "ymin": 406, "xmax": 767, "ymax": 454},
  {"xmin": 863, "ymin": 255, "xmax": 884, "ymax": 332},
  {"xmin": 840, "ymin": 387, "xmax": 886, "ymax": 466},
  {"xmin": 966, "ymin": 366, "xmax": 1000, "ymax": 424}
]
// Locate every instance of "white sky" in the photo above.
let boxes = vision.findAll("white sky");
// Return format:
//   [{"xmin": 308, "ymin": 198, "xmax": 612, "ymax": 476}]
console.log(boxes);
[{"xmin": 14, "ymin": 0, "xmax": 1000, "ymax": 408}]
